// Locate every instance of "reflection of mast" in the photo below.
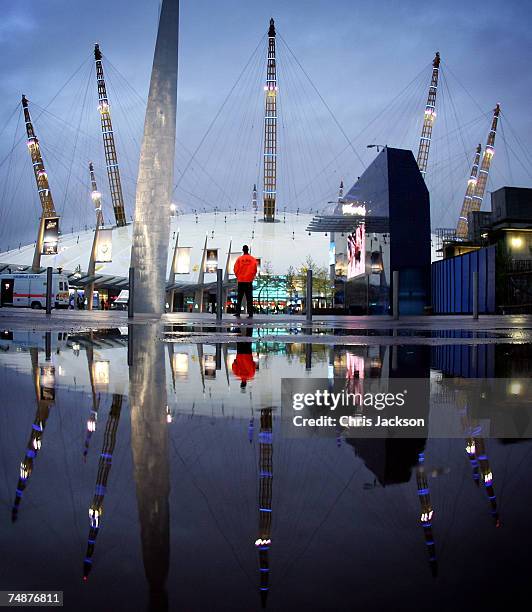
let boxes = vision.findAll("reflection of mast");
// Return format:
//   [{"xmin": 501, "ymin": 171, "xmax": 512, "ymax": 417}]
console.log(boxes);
[
  {"xmin": 130, "ymin": 323, "xmax": 170, "ymax": 610},
  {"xmin": 12, "ymin": 346, "xmax": 55, "ymax": 522},
  {"xmin": 460, "ymin": 398, "xmax": 500, "ymax": 525},
  {"xmin": 416, "ymin": 452, "xmax": 437, "ymax": 576},
  {"xmin": 473, "ymin": 438, "xmax": 500, "ymax": 527},
  {"xmin": 83, "ymin": 394, "xmax": 123, "ymax": 580},
  {"xmin": 465, "ymin": 438, "xmax": 480, "ymax": 485},
  {"xmin": 255, "ymin": 408, "xmax": 273, "ymax": 607},
  {"xmin": 83, "ymin": 344, "xmax": 101, "ymax": 459}
]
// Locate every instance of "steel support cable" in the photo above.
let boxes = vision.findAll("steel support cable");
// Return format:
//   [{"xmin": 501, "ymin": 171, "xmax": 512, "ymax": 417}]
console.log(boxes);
[
  {"xmin": 369, "ymin": 63, "xmax": 426, "ymax": 152},
  {"xmin": 172, "ymin": 35, "xmax": 267, "ymax": 198},
  {"xmin": 220, "ymin": 47, "xmax": 261, "ymax": 212},
  {"xmin": 275, "ymin": 59, "xmax": 293, "ymax": 209},
  {"xmin": 428, "ymin": 75, "xmax": 464, "ymax": 219},
  {"xmin": 104, "ymin": 57, "xmax": 229, "ymax": 211},
  {"xmin": 28, "ymin": 103, "xmax": 102, "ymax": 149},
  {"xmin": 441, "ymin": 69, "xmax": 471, "ymax": 167},
  {"xmin": 277, "ymin": 45, "xmax": 315, "ymax": 213},
  {"xmin": 59, "ymin": 61, "xmax": 93, "ymax": 219},
  {"xmin": 282, "ymin": 42, "xmax": 340, "ymax": 204},
  {"xmin": 169, "ymin": 432, "xmax": 256, "ymax": 589},
  {"xmin": 0, "ymin": 107, "xmax": 22, "ymax": 228},
  {"xmin": 431, "ymin": 159, "xmax": 475, "ymax": 228},
  {"xmin": 276, "ymin": 462, "xmax": 364, "ymax": 584},
  {"xmin": 219, "ymin": 44, "xmax": 264, "ymax": 210},
  {"xmin": 218, "ymin": 40, "xmax": 266, "ymax": 213},
  {"xmin": 187, "ymin": 45, "xmax": 256, "ymax": 212},
  {"xmin": 498, "ymin": 113, "xmax": 532, "ymax": 180},
  {"xmin": 242, "ymin": 45, "xmax": 268, "ymax": 210},
  {"xmin": 181, "ymin": 38, "xmax": 267, "ymax": 211},
  {"xmin": 280, "ymin": 38, "xmax": 341, "ymax": 213},
  {"xmin": 104, "ymin": 77, "xmax": 140, "ymax": 218},
  {"xmin": 56, "ymin": 398, "xmax": 84, "ymax": 546},
  {"xmin": 251, "ymin": 46, "xmax": 267, "ymax": 199},
  {"xmin": 1, "ymin": 144, "xmax": 37, "ymax": 248},
  {"xmin": 282, "ymin": 62, "xmax": 431, "ymax": 210},
  {"xmin": 430, "ymin": 112, "xmax": 487, "ymax": 146},
  {"xmin": 226, "ymin": 39, "xmax": 265, "ymax": 211},
  {"xmin": 288, "ymin": 46, "xmax": 339, "ymax": 213},
  {"xmin": 104, "ymin": 57, "xmax": 238, "ymax": 199},
  {"xmin": 0, "ymin": 102, "xmax": 20, "ymax": 141},
  {"xmin": 277, "ymin": 33, "xmax": 365, "ymax": 170},
  {"xmin": 444, "ymin": 61, "xmax": 487, "ymax": 116},
  {"xmin": 275, "ymin": 439, "xmax": 349, "ymax": 558},
  {"xmin": 440, "ymin": 77, "xmax": 456, "ymax": 212},
  {"xmin": 499, "ymin": 111, "xmax": 532, "ymax": 169},
  {"xmin": 395, "ymin": 71, "xmax": 428, "ymax": 151},
  {"xmin": 284, "ymin": 46, "xmax": 328, "ymax": 215},
  {"xmin": 280, "ymin": 52, "xmax": 317, "ymax": 227},
  {"xmin": 233, "ymin": 44, "xmax": 265, "ymax": 206},
  {"xmin": 0, "ymin": 57, "xmax": 92, "ymax": 173}
]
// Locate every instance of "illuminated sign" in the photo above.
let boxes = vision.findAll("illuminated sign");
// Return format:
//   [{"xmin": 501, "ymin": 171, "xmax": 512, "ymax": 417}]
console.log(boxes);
[
  {"xmin": 329, "ymin": 241, "xmax": 335, "ymax": 267},
  {"xmin": 347, "ymin": 224, "xmax": 365, "ymax": 279},
  {"xmin": 203, "ymin": 354, "xmax": 216, "ymax": 379},
  {"xmin": 39, "ymin": 365, "xmax": 56, "ymax": 401},
  {"xmin": 176, "ymin": 247, "xmax": 192, "ymax": 274},
  {"xmin": 370, "ymin": 250, "xmax": 383, "ymax": 274},
  {"xmin": 95, "ymin": 228, "xmax": 113, "ymax": 262},
  {"xmin": 205, "ymin": 249, "xmax": 218, "ymax": 273},
  {"xmin": 92, "ymin": 361, "xmax": 110, "ymax": 387},
  {"xmin": 43, "ymin": 217, "xmax": 59, "ymax": 255},
  {"xmin": 342, "ymin": 203, "xmax": 366, "ymax": 216},
  {"xmin": 172, "ymin": 352, "xmax": 189, "ymax": 377}
]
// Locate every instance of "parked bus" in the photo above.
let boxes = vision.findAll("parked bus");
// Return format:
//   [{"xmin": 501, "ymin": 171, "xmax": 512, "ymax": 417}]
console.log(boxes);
[{"xmin": 0, "ymin": 273, "xmax": 70, "ymax": 309}]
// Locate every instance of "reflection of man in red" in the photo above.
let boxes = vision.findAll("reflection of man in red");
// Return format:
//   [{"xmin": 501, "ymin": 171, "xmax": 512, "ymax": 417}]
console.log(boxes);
[{"xmin": 232, "ymin": 328, "xmax": 256, "ymax": 390}]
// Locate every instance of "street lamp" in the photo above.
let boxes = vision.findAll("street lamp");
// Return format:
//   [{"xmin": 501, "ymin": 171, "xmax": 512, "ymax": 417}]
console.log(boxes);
[{"xmin": 367, "ymin": 144, "xmax": 387, "ymax": 152}]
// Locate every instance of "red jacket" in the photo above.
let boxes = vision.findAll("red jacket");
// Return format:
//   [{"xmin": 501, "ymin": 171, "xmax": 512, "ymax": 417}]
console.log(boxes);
[
  {"xmin": 232, "ymin": 354, "xmax": 256, "ymax": 382},
  {"xmin": 233, "ymin": 254, "xmax": 258, "ymax": 282}
]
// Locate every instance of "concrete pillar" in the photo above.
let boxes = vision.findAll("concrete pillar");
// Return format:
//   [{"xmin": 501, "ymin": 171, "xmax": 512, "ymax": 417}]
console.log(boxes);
[
  {"xmin": 130, "ymin": 0, "xmax": 179, "ymax": 315},
  {"xmin": 45, "ymin": 267, "xmax": 53, "ymax": 314},
  {"xmin": 306, "ymin": 269, "xmax": 313, "ymax": 322},
  {"xmin": 393, "ymin": 270, "xmax": 399, "ymax": 320}
]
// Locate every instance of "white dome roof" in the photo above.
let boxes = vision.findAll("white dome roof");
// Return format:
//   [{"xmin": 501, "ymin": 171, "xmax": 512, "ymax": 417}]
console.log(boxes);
[{"xmin": 2, "ymin": 210, "xmax": 329, "ymax": 281}]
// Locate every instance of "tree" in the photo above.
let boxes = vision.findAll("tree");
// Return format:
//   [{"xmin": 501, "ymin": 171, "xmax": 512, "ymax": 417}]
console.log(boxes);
[
  {"xmin": 294, "ymin": 256, "xmax": 333, "ymax": 305},
  {"xmin": 256, "ymin": 260, "xmax": 274, "ymax": 311},
  {"xmin": 286, "ymin": 265, "xmax": 296, "ymax": 300}
]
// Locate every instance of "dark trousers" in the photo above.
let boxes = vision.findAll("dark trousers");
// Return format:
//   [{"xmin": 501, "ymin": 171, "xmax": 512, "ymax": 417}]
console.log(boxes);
[{"xmin": 236, "ymin": 282, "xmax": 253, "ymax": 316}]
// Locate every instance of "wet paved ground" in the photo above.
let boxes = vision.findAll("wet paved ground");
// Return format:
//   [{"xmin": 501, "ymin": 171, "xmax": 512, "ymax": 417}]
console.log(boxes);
[
  {"xmin": 1, "ymin": 309, "xmax": 531, "ymax": 344},
  {"xmin": 0, "ymin": 310, "xmax": 530, "ymax": 611}
]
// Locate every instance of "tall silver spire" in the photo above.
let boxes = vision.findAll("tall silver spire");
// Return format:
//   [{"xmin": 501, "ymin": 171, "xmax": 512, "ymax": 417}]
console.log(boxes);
[{"xmin": 130, "ymin": 0, "xmax": 179, "ymax": 314}]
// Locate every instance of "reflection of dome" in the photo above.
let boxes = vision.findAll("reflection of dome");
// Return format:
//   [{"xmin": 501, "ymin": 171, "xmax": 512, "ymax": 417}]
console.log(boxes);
[
  {"xmin": 2, "ymin": 211, "xmax": 328, "ymax": 280},
  {"xmin": 346, "ymin": 438, "xmax": 426, "ymax": 486}
]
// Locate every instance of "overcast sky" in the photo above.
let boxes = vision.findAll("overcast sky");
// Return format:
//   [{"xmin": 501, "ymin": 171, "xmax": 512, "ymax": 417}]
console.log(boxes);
[{"xmin": 0, "ymin": 0, "xmax": 531, "ymax": 246}]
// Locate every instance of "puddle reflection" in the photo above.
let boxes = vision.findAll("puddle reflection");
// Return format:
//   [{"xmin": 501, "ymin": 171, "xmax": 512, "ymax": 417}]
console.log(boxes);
[{"xmin": 0, "ymin": 327, "xmax": 530, "ymax": 611}]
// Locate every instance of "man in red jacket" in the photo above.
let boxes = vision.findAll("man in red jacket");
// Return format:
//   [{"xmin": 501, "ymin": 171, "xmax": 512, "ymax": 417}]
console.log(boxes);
[{"xmin": 233, "ymin": 245, "xmax": 258, "ymax": 318}]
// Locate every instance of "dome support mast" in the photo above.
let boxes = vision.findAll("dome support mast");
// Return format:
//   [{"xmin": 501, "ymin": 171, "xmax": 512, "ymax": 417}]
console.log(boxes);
[
  {"xmin": 416, "ymin": 52, "xmax": 440, "ymax": 178},
  {"xmin": 94, "ymin": 44, "xmax": 127, "ymax": 227},
  {"xmin": 263, "ymin": 19, "xmax": 278, "ymax": 222},
  {"xmin": 22, "ymin": 95, "xmax": 59, "ymax": 271}
]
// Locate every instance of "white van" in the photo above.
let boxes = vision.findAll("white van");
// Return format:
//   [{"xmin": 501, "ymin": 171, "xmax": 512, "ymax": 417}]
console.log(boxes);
[
  {"xmin": 110, "ymin": 289, "xmax": 129, "ymax": 310},
  {"xmin": 0, "ymin": 273, "xmax": 70, "ymax": 309}
]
